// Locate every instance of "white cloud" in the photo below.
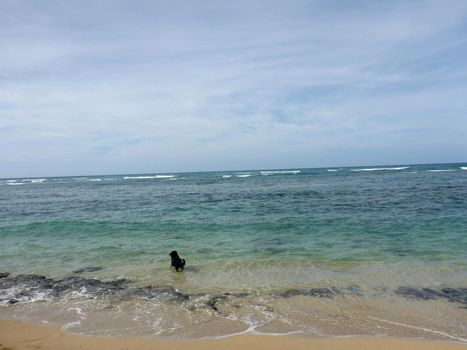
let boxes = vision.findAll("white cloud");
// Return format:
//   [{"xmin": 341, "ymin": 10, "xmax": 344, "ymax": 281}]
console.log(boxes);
[{"xmin": 1, "ymin": 0, "xmax": 467, "ymax": 176}]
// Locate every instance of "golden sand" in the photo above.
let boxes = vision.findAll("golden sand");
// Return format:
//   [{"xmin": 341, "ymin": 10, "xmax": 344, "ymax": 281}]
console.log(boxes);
[{"xmin": 1, "ymin": 320, "xmax": 466, "ymax": 350}]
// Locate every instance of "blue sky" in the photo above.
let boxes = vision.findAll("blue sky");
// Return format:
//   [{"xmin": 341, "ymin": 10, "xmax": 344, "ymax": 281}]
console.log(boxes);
[{"xmin": 1, "ymin": 0, "xmax": 467, "ymax": 177}]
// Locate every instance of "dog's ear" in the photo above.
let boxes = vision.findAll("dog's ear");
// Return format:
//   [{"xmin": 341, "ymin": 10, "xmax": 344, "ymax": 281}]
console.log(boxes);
[{"xmin": 169, "ymin": 250, "xmax": 178, "ymax": 257}]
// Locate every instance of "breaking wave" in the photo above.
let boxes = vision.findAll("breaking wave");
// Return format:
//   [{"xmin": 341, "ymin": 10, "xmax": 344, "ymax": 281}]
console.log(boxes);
[
  {"xmin": 352, "ymin": 167, "xmax": 409, "ymax": 172},
  {"xmin": 260, "ymin": 170, "xmax": 300, "ymax": 175},
  {"xmin": 123, "ymin": 175, "xmax": 175, "ymax": 180}
]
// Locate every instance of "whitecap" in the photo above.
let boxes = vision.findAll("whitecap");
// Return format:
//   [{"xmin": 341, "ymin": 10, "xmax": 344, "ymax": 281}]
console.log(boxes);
[
  {"xmin": 236, "ymin": 174, "xmax": 251, "ymax": 178},
  {"xmin": 88, "ymin": 178, "xmax": 102, "ymax": 182},
  {"xmin": 260, "ymin": 170, "xmax": 300, "ymax": 175},
  {"xmin": 427, "ymin": 169, "xmax": 454, "ymax": 172},
  {"xmin": 460, "ymin": 167, "xmax": 467, "ymax": 170},
  {"xmin": 30, "ymin": 178, "xmax": 46, "ymax": 183},
  {"xmin": 7, "ymin": 182, "xmax": 25, "ymax": 186},
  {"xmin": 352, "ymin": 166, "xmax": 409, "ymax": 172},
  {"xmin": 222, "ymin": 175, "xmax": 232, "ymax": 178},
  {"xmin": 123, "ymin": 175, "xmax": 175, "ymax": 180},
  {"xmin": 327, "ymin": 169, "xmax": 338, "ymax": 172}
]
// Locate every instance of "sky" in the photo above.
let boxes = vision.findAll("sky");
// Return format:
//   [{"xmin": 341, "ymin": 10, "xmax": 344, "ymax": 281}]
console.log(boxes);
[{"xmin": 1, "ymin": 0, "xmax": 467, "ymax": 177}]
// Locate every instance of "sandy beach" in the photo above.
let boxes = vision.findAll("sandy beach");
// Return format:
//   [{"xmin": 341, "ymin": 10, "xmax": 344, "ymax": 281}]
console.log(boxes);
[{"xmin": 1, "ymin": 319, "xmax": 466, "ymax": 350}]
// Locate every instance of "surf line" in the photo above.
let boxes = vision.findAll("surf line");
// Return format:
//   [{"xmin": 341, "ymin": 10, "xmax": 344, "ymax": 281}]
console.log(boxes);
[{"xmin": 367, "ymin": 316, "xmax": 467, "ymax": 343}]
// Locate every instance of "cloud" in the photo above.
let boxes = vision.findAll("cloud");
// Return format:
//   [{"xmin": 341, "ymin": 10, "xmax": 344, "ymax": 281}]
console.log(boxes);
[{"xmin": 1, "ymin": 0, "xmax": 467, "ymax": 176}]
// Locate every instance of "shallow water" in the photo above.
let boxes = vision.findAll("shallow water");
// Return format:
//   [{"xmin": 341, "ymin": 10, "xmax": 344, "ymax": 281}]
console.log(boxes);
[{"xmin": 1, "ymin": 163, "xmax": 466, "ymax": 340}]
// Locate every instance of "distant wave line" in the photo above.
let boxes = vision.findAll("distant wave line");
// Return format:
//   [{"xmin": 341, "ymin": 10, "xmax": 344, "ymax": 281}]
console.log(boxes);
[
  {"xmin": 260, "ymin": 170, "xmax": 301, "ymax": 175},
  {"xmin": 123, "ymin": 175, "xmax": 175, "ymax": 179},
  {"xmin": 352, "ymin": 166, "xmax": 409, "ymax": 172}
]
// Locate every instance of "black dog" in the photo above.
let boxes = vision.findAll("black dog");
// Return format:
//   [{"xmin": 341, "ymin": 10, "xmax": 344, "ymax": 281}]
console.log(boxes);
[{"xmin": 169, "ymin": 251, "xmax": 186, "ymax": 271}]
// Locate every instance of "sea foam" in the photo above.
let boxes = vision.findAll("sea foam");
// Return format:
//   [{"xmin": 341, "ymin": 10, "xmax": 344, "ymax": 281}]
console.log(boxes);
[
  {"xmin": 123, "ymin": 175, "xmax": 175, "ymax": 180},
  {"xmin": 30, "ymin": 178, "xmax": 46, "ymax": 183},
  {"xmin": 260, "ymin": 170, "xmax": 300, "ymax": 175},
  {"xmin": 352, "ymin": 166, "xmax": 409, "ymax": 172}
]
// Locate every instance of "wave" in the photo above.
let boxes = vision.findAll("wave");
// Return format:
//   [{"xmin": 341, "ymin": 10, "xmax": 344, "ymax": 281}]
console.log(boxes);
[
  {"xmin": 352, "ymin": 166, "xmax": 409, "ymax": 172},
  {"xmin": 260, "ymin": 170, "xmax": 300, "ymax": 175},
  {"xmin": 236, "ymin": 174, "xmax": 251, "ymax": 178},
  {"xmin": 460, "ymin": 167, "xmax": 467, "ymax": 170},
  {"xmin": 427, "ymin": 170, "xmax": 454, "ymax": 172},
  {"xmin": 327, "ymin": 169, "xmax": 338, "ymax": 172},
  {"xmin": 30, "ymin": 179, "xmax": 46, "ymax": 183},
  {"xmin": 88, "ymin": 178, "xmax": 102, "ymax": 182},
  {"xmin": 123, "ymin": 175, "xmax": 175, "ymax": 180},
  {"xmin": 222, "ymin": 175, "xmax": 232, "ymax": 178},
  {"xmin": 7, "ymin": 182, "xmax": 25, "ymax": 186}
]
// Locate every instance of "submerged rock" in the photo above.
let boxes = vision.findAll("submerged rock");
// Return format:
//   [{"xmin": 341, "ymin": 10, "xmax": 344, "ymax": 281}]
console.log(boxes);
[
  {"xmin": 128, "ymin": 285, "xmax": 189, "ymax": 301},
  {"xmin": 395, "ymin": 286, "xmax": 467, "ymax": 306},
  {"xmin": 278, "ymin": 287, "xmax": 338, "ymax": 298},
  {"xmin": 0, "ymin": 272, "xmax": 10, "ymax": 279},
  {"xmin": 72, "ymin": 266, "xmax": 103, "ymax": 274}
]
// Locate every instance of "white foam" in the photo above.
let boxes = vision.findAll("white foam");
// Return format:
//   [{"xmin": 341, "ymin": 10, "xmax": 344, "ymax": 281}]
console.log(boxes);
[
  {"xmin": 427, "ymin": 169, "xmax": 454, "ymax": 172},
  {"xmin": 88, "ymin": 178, "xmax": 102, "ymax": 182},
  {"xmin": 7, "ymin": 182, "xmax": 25, "ymax": 186},
  {"xmin": 460, "ymin": 167, "xmax": 467, "ymax": 170},
  {"xmin": 30, "ymin": 178, "xmax": 46, "ymax": 183},
  {"xmin": 260, "ymin": 170, "xmax": 301, "ymax": 175},
  {"xmin": 327, "ymin": 169, "xmax": 338, "ymax": 172},
  {"xmin": 352, "ymin": 166, "xmax": 409, "ymax": 172},
  {"xmin": 6, "ymin": 180, "xmax": 17, "ymax": 183},
  {"xmin": 123, "ymin": 175, "xmax": 175, "ymax": 179},
  {"xmin": 367, "ymin": 316, "xmax": 467, "ymax": 342},
  {"xmin": 222, "ymin": 175, "xmax": 232, "ymax": 178},
  {"xmin": 61, "ymin": 321, "xmax": 82, "ymax": 332},
  {"xmin": 236, "ymin": 174, "xmax": 251, "ymax": 178}
]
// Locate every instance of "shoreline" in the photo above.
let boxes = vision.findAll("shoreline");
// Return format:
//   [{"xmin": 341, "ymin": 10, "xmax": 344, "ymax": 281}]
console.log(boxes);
[{"xmin": 1, "ymin": 320, "xmax": 467, "ymax": 350}]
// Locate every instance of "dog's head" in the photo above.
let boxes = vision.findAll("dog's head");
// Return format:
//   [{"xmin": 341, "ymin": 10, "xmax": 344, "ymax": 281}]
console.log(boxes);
[{"xmin": 169, "ymin": 251, "xmax": 179, "ymax": 258}]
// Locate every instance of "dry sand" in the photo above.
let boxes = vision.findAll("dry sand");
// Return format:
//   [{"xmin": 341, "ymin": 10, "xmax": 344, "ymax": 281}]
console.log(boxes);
[{"xmin": 1, "ymin": 320, "xmax": 466, "ymax": 350}]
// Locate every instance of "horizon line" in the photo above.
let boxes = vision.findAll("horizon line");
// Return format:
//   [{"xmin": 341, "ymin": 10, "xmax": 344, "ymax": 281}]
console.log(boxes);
[{"xmin": 1, "ymin": 161, "xmax": 466, "ymax": 180}]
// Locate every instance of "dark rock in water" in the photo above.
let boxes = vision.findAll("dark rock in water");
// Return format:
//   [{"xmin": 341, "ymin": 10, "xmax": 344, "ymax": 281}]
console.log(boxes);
[
  {"xmin": 0, "ymin": 274, "xmax": 131, "ymax": 303},
  {"xmin": 52, "ymin": 276, "xmax": 129, "ymax": 296},
  {"xmin": 395, "ymin": 286, "xmax": 467, "ymax": 307},
  {"xmin": 0, "ymin": 274, "xmax": 55, "ymax": 290},
  {"xmin": 441, "ymin": 288, "xmax": 467, "ymax": 304},
  {"xmin": 205, "ymin": 294, "xmax": 229, "ymax": 313},
  {"xmin": 278, "ymin": 287, "xmax": 338, "ymax": 299},
  {"xmin": 395, "ymin": 287, "xmax": 443, "ymax": 301},
  {"xmin": 8, "ymin": 299, "xmax": 18, "ymax": 304},
  {"xmin": 0, "ymin": 272, "xmax": 10, "ymax": 279},
  {"xmin": 128, "ymin": 285, "xmax": 189, "ymax": 301},
  {"xmin": 72, "ymin": 266, "xmax": 103, "ymax": 274}
]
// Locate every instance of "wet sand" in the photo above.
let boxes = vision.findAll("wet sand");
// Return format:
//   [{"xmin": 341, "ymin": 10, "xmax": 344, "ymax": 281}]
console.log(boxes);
[{"xmin": 1, "ymin": 319, "xmax": 466, "ymax": 350}]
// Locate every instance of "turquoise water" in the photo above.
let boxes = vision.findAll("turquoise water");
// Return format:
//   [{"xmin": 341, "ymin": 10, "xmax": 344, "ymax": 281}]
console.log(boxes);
[{"xmin": 1, "ymin": 163, "xmax": 467, "ymax": 340}]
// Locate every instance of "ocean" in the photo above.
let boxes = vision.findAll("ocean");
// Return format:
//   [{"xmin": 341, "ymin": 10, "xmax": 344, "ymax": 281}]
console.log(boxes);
[{"xmin": 1, "ymin": 163, "xmax": 466, "ymax": 341}]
